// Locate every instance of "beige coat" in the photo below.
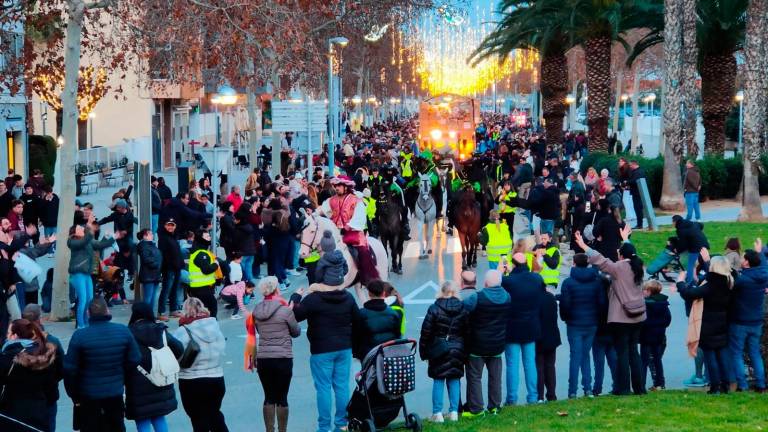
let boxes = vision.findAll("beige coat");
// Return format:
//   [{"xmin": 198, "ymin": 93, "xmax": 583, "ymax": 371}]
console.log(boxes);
[{"xmin": 588, "ymin": 251, "xmax": 647, "ymax": 324}]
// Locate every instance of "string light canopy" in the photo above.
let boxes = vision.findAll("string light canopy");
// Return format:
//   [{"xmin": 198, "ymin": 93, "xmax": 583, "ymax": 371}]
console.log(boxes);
[{"xmin": 29, "ymin": 65, "xmax": 108, "ymax": 120}]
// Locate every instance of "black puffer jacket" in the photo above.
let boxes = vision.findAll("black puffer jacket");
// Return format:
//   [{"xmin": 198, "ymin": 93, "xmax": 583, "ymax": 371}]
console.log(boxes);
[
  {"xmin": 290, "ymin": 289, "xmax": 361, "ymax": 355},
  {"xmin": 677, "ymin": 273, "xmax": 732, "ymax": 349},
  {"xmin": 675, "ymin": 219, "xmax": 710, "ymax": 253},
  {"xmin": 419, "ymin": 297, "xmax": 468, "ymax": 379},
  {"xmin": 232, "ymin": 222, "xmax": 257, "ymax": 256},
  {"xmin": 137, "ymin": 240, "xmax": 162, "ymax": 283},
  {"xmin": 353, "ymin": 299, "xmax": 402, "ymax": 360},
  {"xmin": 125, "ymin": 321, "xmax": 184, "ymax": 420}
]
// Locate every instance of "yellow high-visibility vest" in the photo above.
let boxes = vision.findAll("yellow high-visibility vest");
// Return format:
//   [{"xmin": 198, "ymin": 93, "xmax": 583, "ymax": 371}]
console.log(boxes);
[
  {"xmin": 499, "ymin": 191, "xmax": 517, "ymax": 214},
  {"xmin": 189, "ymin": 249, "xmax": 217, "ymax": 288},
  {"xmin": 364, "ymin": 197, "xmax": 377, "ymax": 221},
  {"xmin": 485, "ymin": 222, "xmax": 512, "ymax": 263},
  {"xmin": 400, "ymin": 153, "xmax": 413, "ymax": 178},
  {"xmin": 540, "ymin": 246, "xmax": 562, "ymax": 286},
  {"xmin": 304, "ymin": 250, "xmax": 321, "ymax": 264}
]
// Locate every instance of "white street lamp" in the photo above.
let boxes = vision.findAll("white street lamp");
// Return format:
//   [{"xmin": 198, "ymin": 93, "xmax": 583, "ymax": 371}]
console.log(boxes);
[
  {"xmin": 646, "ymin": 93, "xmax": 657, "ymax": 140},
  {"xmin": 735, "ymin": 90, "xmax": 744, "ymax": 154},
  {"xmin": 328, "ymin": 36, "xmax": 349, "ymax": 175},
  {"xmin": 88, "ymin": 111, "xmax": 96, "ymax": 149}
]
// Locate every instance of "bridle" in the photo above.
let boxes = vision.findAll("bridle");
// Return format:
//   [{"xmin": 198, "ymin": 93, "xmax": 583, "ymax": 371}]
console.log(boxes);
[{"xmin": 301, "ymin": 214, "xmax": 320, "ymax": 251}]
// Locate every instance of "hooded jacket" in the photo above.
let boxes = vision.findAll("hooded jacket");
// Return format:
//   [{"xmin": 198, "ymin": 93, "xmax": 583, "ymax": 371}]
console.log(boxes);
[
  {"xmin": 353, "ymin": 299, "xmax": 402, "ymax": 360},
  {"xmin": 559, "ymin": 266, "xmax": 606, "ymax": 328},
  {"xmin": 419, "ymin": 297, "xmax": 469, "ymax": 379},
  {"xmin": 0, "ymin": 340, "xmax": 60, "ymax": 432},
  {"xmin": 678, "ymin": 273, "xmax": 733, "ymax": 349},
  {"xmin": 501, "ymin": 266, "xmax": 544, "ymax": 344},
  {"xmin": 172, "ymin": 317, "xmax": 226, "ymax": 379},
  {"xmin": 640, "ymin": 293, "xmax": 672, "ymax": 345},
  {"xmin": 125, "ymin": 321, "xmax": 184, "ymax": 420},
  {"xmin": 67, "ymin": 232, "xmax": 115, "ymax": 275},
  {"xmin": 463, "ymin": 286, "xmax": 511, "ymax": 356},
  {"xmin": 252, "ymin": 298, "xmax": 301, "ymax": 358},
  {"xmin": 730, "ymin": 266, "xmax": 768, "ymax": 326},
  {"xmin": 157, "ymin": 228, "xmax": 183, "ymax": 271},
  {"xmin": 315, "ymin": 250, "xmax": 348, "ymax": 286},
  {"xmin": 290, "ymin": 289, "xmax": 361, "ymax": 354}
]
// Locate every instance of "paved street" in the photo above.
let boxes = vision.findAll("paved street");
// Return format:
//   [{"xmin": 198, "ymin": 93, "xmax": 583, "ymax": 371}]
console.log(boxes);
[{"xmin": 44, "ymin": 169, "xmax": 720, "ymax": 431}]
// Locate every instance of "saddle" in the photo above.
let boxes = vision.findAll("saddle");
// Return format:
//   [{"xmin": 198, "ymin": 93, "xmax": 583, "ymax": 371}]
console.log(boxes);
[{"xmin": 344, "ymin": 233, "xmax": 380, "ymax": 285}]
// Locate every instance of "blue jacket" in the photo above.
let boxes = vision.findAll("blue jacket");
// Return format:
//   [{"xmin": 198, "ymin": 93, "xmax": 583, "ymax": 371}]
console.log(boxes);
[
  {"xmin": 559, "ymin": 266, "xmax": 606, "ymax": 328},
  {"xmin": 501, "ymin": 266, "xmax": 545, "ymax": 344},
  {"xmin": 63, "ymin": 316, "xmax": 141, "ymax": 400},
  {"xmin": 730, "ymin": 266, "xmax": 768, "ymax": 326},
  {"xmin": 640, "ymin": 293, "xmax": 672, "ymax": 345}
]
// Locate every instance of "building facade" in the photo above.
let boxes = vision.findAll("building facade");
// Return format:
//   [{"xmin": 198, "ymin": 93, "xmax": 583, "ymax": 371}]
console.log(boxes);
[{"xmin": 0, "ymin": 19, "xmax": 27, "ymax": 178}]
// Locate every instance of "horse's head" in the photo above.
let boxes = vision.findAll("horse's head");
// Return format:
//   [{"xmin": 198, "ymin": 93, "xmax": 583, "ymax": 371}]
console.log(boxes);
[
  {"xmin": 418, "ymin": 173, "xmax": 432, "ymax": 199},
  {"xmin": 299, "ymin": 214, "xmax": 320, "ymax": 259}
]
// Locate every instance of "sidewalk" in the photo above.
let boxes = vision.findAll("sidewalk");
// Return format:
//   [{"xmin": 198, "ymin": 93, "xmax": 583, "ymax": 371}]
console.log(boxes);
[{"xmin": 654, "ymin": 198, "xmax": 768, "ymax": 226}]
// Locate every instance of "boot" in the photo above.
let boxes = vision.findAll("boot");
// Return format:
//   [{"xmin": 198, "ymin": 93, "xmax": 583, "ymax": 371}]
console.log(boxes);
[
  {"xmin": 276, "ymin": 405, "xmax": 289, "ymax": 432},
  {"xmin": 263, "ymin": 404, "xmax": 276, "ymax": 432}
]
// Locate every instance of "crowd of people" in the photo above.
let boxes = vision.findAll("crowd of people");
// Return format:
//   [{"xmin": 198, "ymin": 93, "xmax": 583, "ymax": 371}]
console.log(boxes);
[{"xmin": 0, "ymin": 113, "xmax": 766, "ymax": 432}]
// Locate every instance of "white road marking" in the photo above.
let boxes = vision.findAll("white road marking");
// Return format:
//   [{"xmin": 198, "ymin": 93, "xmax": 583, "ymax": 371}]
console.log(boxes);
[{"xmin": 402, "ymin": 280, "xmax": 440, "ymax": 304}]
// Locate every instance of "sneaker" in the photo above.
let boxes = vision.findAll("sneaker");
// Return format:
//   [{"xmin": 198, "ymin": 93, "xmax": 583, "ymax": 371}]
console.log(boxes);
[
  {"xmin": 684, "ymin": 375, "xmax": 709, "ymax": 387},
  {"xmin": 157, "ymin": 315, "xmax": 169, "ymax": 322},
  {"xmin": 447, "ymin": 412, "xmax": 458, "ymax": 422},
  {"xmin": 286, "ymin": 269, "xmax": 300, "ymax": 276},
  {"xmin": 489, "ymin": 408, "xmax": 499, "ymax": 415},
  {"xmin": 230, "ymin": 314, "xmax": 242, "ymax": 320},
  {"xmin": 279, "ymin": 283, "xmax": 288, "ymax": 292},
  {"xmin": 461, "ymin": 410, "xmax": 486, "ymax": 419},
  {"xmin": 430, "ymin": 413, "xmax": 444, "ymax": 423}
]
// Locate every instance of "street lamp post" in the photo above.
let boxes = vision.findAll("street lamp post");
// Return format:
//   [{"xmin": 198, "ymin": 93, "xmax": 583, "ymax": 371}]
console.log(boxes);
[
  {"xmin": 620, "ymin": 94, "xmax": 629, "ymax": 131},
  {"xmin": 646, "ymin": 93, "xmax": 657, "ymax": 141},
  {"xmin": 328, "ymin": 36, "xmax": 349, "ymax": 177},
  {"xmin": 735, "ymin": 90, "xmax": 744, "ymax": 154},
  {"xmin": 565, "ymin": 95, "xmax": 575, "ymax": 131},
  {"xmin": 210, "ymin": 85, "xmax": 238, "ymax": 248},
  {"xmin": 88, "ymin": 112, "xmax": 96, "ymax": 148}
]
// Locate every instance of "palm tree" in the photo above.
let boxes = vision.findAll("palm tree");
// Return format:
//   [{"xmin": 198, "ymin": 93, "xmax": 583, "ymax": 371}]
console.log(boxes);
[
  {"xmin": 738, "ymin": 0, "xmax": 767, "ymax": 221},
  {"xmin": 472, "ymin": 0, "xmax": 571, "ymax": 147}
]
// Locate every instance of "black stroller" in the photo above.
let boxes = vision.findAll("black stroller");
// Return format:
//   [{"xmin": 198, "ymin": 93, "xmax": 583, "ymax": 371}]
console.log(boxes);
[
  {"xmin": 348, "ymin": 339, "xmax": 422, "ymax": 432},
  {"xmin": 646, "ymin": 237, "xmax": 684, "ymax": 282}
]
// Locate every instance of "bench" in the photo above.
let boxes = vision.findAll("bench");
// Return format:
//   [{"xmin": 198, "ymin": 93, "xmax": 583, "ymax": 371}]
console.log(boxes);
[
  {"xmin": 80, "ymin": 175, "xmax": 99, "ymax": 194},
  {"xmin": 122, "ymin": 164, "xmax": 134, "ymax": 184},
  {"xmin": 101, "ymin": 167, "xmax": 118, "ymax": 187}
]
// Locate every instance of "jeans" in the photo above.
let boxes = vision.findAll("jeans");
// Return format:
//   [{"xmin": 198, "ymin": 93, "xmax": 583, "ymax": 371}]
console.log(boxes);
[
  {"xmin": 632, "ymin": 193, "xmax": 644, "ymax": 228},
  {"xmin": 539, "ymin": 219, "xmax": 555, "ymax": 236},
  {"xmin": 15, "ymin": 282, "xmax": 26, "ymax": 313},
  {"xmin": 44, "ymin": 226, "xmax": 56, "ymax": 251},
  {"xmin": 136, "ymin": 416, "xmax": 168, "ymax": 432},
  {"xmin": 592, "ymin": 336, "xmax": 617, "ymax": 394},
  {"xmin": 536, "ymin": 347, "xmax": 557, "ymax": 401},
  {"xmin": 241, "ymin": 255, "xmax": 255, "ymax": 283},
  {"xmin": 684, "ymin": 192, "xmax": 701, "ymax": 221},
  {"xmin": 151, "ymin": 214, "xmax": 159, "ymax": 234},
  {"xmin": 465, "ymin": 356, "xmax": 503, "ymax": 413},
  {"xmin": 488, "ymin": 261, "xmax": 499, "ymax": 270},
  {"xmin": 567, "ymin": 326, "xmax": 596, "ymax": 396},
  {"xmin": 730, "ymin": 323, "xmax": 766, "ymax": 390},
  {"xmin": 703, "ymin": 348, "xmax": 731, "ymax": 392},
  {"xmin": 269, "ymin": 235, "xmax": 290, "ymax": 283},
  {"xmin": 48, "ymin": 402, "xmax": 56, "ymax": 432},
  {"xmin": 309, "ymin": 349, "xmax": 351, "ymax": 432},
  {"xmin": 159, "ymin": 270, "xmax": 181, "ymax": 315},
  {"xmin": 641, "ymin": 343, "xmax": 666, "ymax": 388},
  {"xmin": 685, "ymin": 252, "xmax": 700, "ymax": 284},
  {"xmin": 610, "ymin": 323, "xmax": 644, "ymax": 395},
  {"xmin": 431, "ymin": 378, "xmax": 460, "ymax": 414},
  {"xmin": 142, "ymin": 282, "xmax": 159, "ymax": 311},
  {"xmin": 71, "ymin": 272, "xmax": 94, "ymax": 329},
  {"xmin": 504, "ymin": 342, "xmax": 538, "ymax": 404}
]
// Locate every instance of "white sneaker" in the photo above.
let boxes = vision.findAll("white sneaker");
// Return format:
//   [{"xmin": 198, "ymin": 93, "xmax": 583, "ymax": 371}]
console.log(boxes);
[
  {"xmin": 430, "ymin": 413, "xmax": 444, "ymax": 423},
  {"xmin": 230, "ymin": 314, "xmax": 242, "ymax": 320},
  {"xmin": 287, "ymin": 269, "xmax": 301, "ymax": 276},
  {"xmin": 447, "ymin": 412, "xmax": 458, "ymax": 422},
  {"xmin": 279, "ymin": 283, "xmax": 288, "ymax": 291}
]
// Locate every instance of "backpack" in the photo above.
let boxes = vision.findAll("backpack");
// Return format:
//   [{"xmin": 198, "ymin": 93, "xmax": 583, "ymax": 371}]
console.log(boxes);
[{"xmin": 137, "ymin": 332, "xmax": 180, "ymax": 387}]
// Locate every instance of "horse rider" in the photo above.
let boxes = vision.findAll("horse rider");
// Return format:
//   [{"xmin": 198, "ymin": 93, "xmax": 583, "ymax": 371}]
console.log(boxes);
[
  {"xmin": 320, "ymin": 176, "xmax": 379, "ymax": 284},
  {"xmin": 399, "ymin": 146, "xmax": 414, "ymax": 184},
  {"xmin": 362, "ymin": 188, "xmax": 377, "ymax": 234},
  {"xmin": 380, "ymin": 166, "xmax": 411, "ymax": 240},
  {"xmin": 533, "ymin": 231, "xmax": 561, "ymax": 289}
]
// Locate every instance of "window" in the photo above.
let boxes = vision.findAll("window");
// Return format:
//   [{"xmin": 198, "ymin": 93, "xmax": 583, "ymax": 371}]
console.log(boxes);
[{"xmin": 0, "ymin": 31, "xmax": 22, "ymax": 73}]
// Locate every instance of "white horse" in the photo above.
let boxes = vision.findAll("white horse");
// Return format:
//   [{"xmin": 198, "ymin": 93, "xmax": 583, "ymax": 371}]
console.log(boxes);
[
  {"xmin": 413, "ymin": 173, "xmax": 437, "ymax": 259},
  {"xmin": 299, "ymin": 214, "xmax": 388, "ymax": 302}
]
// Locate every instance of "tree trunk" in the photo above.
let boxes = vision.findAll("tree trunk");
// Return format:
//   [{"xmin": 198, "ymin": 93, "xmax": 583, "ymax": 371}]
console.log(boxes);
[
  {"xmin": 738, "ymin": 0, "xmax": 767, "ymax": 221},
  {"xmin": 660, "ymin": 0, "xmax": 685, "ymax": 211},
  {"xmin": 540, "ymin": 52, "xmax": 567, "ymax": 147},
  {"xmin": 682, "ymin": 0, "xmax": 699, "ymax": 156},
  {"xmin": 630, "ymin": 72, "xmax": 640, "ymax": 152},
  {"xmin": 51, "ymin": 0, "xmax": 85, "ymax": 321},
  {"xmin": 700, "ymin": 53, "xmax": 737, "ymax": 155},
  {"xmin": 245, "ymin": 59, "xmax": 262, "ymax": 170},
  {"xmin": 612, "ymin": 68, "xmax": 623, "ymax": 135},
  {"xmin": 584, "ymin": 36, "xmax": 611, "ymax": 152}
]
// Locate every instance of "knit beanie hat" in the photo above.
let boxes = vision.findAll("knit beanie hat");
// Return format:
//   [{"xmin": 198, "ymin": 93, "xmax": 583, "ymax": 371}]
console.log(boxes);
[{"xmin": 320, "ymin": 230, "xmax": 336, "ymax": 253}]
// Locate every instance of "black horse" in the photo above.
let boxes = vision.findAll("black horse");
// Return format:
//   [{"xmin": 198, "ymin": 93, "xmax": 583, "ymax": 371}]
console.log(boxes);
[
  {"xmin": 454, "ymin": 187, "xmax": 481, "ymax": 269},
  {"xmin": 376, "ymin": 186, "xmax": 405, "ymax": 274}
]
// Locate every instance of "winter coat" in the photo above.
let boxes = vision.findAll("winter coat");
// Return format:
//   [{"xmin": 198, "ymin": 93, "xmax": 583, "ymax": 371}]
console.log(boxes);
[
  {"xmin": 172, "ymin": 317, "xmax": 226, "ymax": 380},
  {"xmin": 593, "ymin": 216, "xmax": 624, "ymax": 262},
  {"xmin": 159, "ymin": 198, "xmax": 208, "ymax": 234},
  {"xmin": 559, "ymin": 266, "xmax": 606, "ymax": 328},
  {"xmin": 232, "ymin": 222, "xmax": 257, "ymax": 256},
  {"xmin": 353, "ymin": 299, "xmax": 402, "ymax": 360},
  {"xmin": 640, "ymin": 293, "xmax": 672, "ymax": 345},
  {"xmin": 675, "ymin": 220, "xmax": 710, "ymax": 254},
  {"xmin": 151, "ymin": 188, "xmax": 162, "ymax": 215},
  {"xmin": 538, "ymin": 291, "xmax": 562, "ymax": 350},
  {"xmin": 252, "ymin": 298, "xmax": 301, "ymax": 358},
  {"xmin": 419, "ymin": 297, "xmax": 469, "ymax": 379},
  {"xmin": 137, "ymin": 240, "xmax": 162, "ymax": 283},
  {"xmin": 125, "ymin": 321, "xmax": 184, "ymax": 420},
  {"xmin": 63, "ymin": 315, "xmax": 141, "ymax": 400},
  {"xmin": 501, "ymin": 266, "xmax": 545, "ymax": 344},
  {"xmin": 0, "ymin": 340, "xmax": 60, "ymax": 432},
  {"xmin": 21, "ymin": 194, "xmax": 42, "ymax": 227},
  {"xmin": 316, "ymin": 250, "xmax": 348, "ymax": 286},
  {"xmin": 684, "ymin": 166, "xmax": 701, "ymax": 193},
  {"xmin": 157, "ymin": 229, "xmax": 183, "ymax": 271},
  {"xmin": 290, "ymin": 288, "xmax": 361, "ymax": 355},
  {"xmin": 463, "ymin": 286, "xmax": 511, "ymax": 356},
  {"xmin": 587, "ymin": 250, "xmax": 647, "ymax": 324},
  {"xmin": 677, "ymin": 273, "xmax": 733, "ymax": 349},
  {"xmin": 730, "ymin": 266, "xmax": 768, "ymax": 326},
  {"xmin": 67, "ymin": 233, "xmax": 115, "ymax": 275},
  {"xmin": 98, "ymin": 210, "xmax": 137, "ymax": 250},
  {"xmin": 40, "ymin": 194, "xmax": 60, "ymax": 227}
]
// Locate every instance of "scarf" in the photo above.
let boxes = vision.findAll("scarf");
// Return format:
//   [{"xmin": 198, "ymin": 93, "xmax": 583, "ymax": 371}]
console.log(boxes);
[{"xmin": 178, "ymin": 313, "xmax": 210, "ymax": 326}]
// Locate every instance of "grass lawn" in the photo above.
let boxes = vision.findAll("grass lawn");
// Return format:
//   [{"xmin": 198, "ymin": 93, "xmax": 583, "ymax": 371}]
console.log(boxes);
[
  {"xmin": 630, "ymin": 222, "xmax": 768, "ymax": 264},
  {"xmin": 422, "ymin": 391, "xmax": 768, "ymax": 431}
]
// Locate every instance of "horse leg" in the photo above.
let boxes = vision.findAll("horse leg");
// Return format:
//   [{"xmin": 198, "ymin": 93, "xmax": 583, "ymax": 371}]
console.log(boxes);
[
  {"xmin": 426, "ymin": 219, "xmax": 434, "ymax": 254},
  {"xmin": 354, "ymin": 283, "xmax": 368, "ymax": 305}
]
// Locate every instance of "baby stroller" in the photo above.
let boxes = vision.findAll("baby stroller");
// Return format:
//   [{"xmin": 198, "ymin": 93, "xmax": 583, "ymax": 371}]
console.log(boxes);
[
  {"xmin": 646, "ymin": 237, "xmax": 683, "ymax": 282},
  {"xmin": 96, "ymin": 262, "xmax": 126, "ymax": 305},
  {"xmin": 348, "ymin": 339, "xmax": 422, "ymax": 432}
]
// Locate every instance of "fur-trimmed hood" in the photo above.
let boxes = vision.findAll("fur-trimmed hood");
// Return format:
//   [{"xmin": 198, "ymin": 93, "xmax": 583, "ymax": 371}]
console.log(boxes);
[{"xmin": 10, "ymin": 342, "xmax": 57, "ymax": 370}]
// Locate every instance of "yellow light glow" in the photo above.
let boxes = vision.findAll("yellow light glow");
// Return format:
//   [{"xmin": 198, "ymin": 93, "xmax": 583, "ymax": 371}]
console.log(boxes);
[
  {"xmin": 430, "ymin": 129, "xmax": 443, "ymax": 140},
  {"xmin": 448, "ymin": 130, "xmax": 457, "ymax": 139}
]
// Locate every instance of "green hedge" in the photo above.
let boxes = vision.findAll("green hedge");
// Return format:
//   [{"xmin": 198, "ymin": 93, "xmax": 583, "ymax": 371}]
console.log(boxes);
[
  {"xmin": 28, "ymin": 135, "xmax": 57, "ymax": 186},
  {"xmin": 579, "ymin": 152, "xmax": 768, "ymax": 207}
]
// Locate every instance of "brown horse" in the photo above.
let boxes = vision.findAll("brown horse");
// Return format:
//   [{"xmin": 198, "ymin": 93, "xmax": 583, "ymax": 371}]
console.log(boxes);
[{"xmin": 454, "ymin": 187, "xmax": 481, "ymax": 270}]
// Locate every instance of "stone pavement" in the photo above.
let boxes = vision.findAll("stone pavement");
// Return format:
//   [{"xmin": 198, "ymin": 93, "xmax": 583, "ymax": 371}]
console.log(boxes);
[{"xmin": 43, "ymin": 170, "xmax": 747, "ymax": 431}]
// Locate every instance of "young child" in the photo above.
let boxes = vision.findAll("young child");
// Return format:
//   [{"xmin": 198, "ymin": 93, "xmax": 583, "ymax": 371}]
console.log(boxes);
[
  {"xmin": 315, "ymin": 230, "xmax": 348, "ymax": 287},
  {"xmin": 220, "ymin": 280, "xmax": 256, "ymax": 319},
  {"xmin": 228, "ymin": 251, "xmax": 243, "ymax": 285},
  {"xmin": 537, "ymin": 287, "xmax": 562, "ymax": 402},
  {"xmin": 640, "ymin": 280, "xmax": 672, "ymax": 391}
]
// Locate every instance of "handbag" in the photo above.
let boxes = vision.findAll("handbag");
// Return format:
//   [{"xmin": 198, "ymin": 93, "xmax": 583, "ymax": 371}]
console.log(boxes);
[
  {"xmin": 583, "ymin": 212, "xmax": 598, "ymax": 242},
  {"xmin": 426, "ymin": 317, "xmax": 455, "ymax": 360},
  {"xmin": 178, "ymin": 325, "xmax": 201, "ymax": 369},
  {"xmin": 622, "ymin": 298, "xmax": 647, "ymax": 317}
]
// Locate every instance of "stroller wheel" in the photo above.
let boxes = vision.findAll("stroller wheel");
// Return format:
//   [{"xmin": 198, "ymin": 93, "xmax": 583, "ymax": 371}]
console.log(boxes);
[
  {"xmin": 406, "ymin": 413, "xmax": 422, "ymax": 431},
  {"xmin": 364, "ymin": 419, "xmax": 377, "ymax": 432},
  {"xmin": 661, "ymin": 270, "xmax": 677, "ymax": 283}
]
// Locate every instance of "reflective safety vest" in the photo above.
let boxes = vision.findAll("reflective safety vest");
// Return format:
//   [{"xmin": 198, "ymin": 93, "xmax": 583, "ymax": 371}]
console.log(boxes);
[
  {"xmin": 525, "ymin": 252, "xmax": 535, "ymax": 272},
  {"xmin": 304, "ymin": 249, "xmax": 321, "ymax": 264},
  {"xmin": 485, "ymin": 222, "xmax": 512, "ymax": 263},
  {"xmin": 391, "ymin": 304, "xmax": 406, "ymax": 337},
  {"xmin": 364, "ymin": 197, "xmax": 377, "ymax": 221},
  {"xmin": 540, "ymin": 245, "xmax": 562, "ymax": 286},
  {"xmin": 400, "ymin": 153, "xmax": 413, "ymax": 178},
  {"xmin": 189, "ymin": 249, "xmax": 217, "ymax": 288},
  {"xmin": 499, "ymin": 191, "xmax": 517, "ymax": 214}
]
